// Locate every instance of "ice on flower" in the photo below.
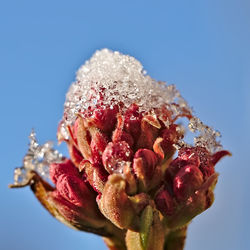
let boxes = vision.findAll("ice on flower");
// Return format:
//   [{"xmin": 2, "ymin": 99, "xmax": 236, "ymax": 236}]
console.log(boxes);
[
  {"xmin": 12, "ymin": 49, "xmax": 223, "ymax": 186},
  {"xmin": 189, "ymin": 117, "xmax": 222, "ymax": 153},
  {"xmin": 63, "ymin": 49, "xmax": 191, "ymax": 124},
  {"xmin": 61, "ymin": 48, "xmax": 221, "ymax": 153},
  {"xmin": 10, "ymin": 49, "xmax": 230, "ymax": 250},
  {"xmin": 13, "ymin": 129, "xmax": 63, "ymax": 185}
]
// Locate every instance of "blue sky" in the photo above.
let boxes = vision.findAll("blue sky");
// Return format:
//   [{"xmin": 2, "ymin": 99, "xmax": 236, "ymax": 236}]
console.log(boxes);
[{"xmin": 0, "ymin": 1, "xmax": 249, "ymax": 250}]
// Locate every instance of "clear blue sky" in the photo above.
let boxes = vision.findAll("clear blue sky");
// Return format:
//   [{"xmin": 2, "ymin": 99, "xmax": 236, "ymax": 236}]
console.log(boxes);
[{"xmin": 1, "ymin": 1, "xmax": 249, "ymax": 250}]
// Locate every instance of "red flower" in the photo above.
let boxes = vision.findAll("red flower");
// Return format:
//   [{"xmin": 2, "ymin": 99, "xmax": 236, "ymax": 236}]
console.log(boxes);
[{"xmin": 10, "ymin": 49, "xmax": 231, "ymax": 250}]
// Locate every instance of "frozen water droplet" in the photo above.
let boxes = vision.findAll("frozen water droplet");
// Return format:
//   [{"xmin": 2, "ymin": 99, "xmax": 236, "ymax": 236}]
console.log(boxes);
[
  {"xmin": 188, "ymin": 117, "xmax": 222, "ymax": 153},
  {"xmin": 12, "ymin": 130, "xmax": 63, "ymax": 185},
  {"xmin": 14, "ymin": 167, "xmax": 28, "ymax": 185},
  {"xmin": 112, "ymin": 161, "xmax": 128, "ymax": 174}
]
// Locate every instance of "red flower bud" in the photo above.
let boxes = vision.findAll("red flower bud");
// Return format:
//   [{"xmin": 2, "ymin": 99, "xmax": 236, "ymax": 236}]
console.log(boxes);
[
  {"xmin": 136, "ymin": 115, "xmax": 161, "ymax": 149},
  {"xmin": 155, "ymin": 188, "xmax": 174, "ymax": 216},
  {"xmin": 133, "ymin": 149, "xmax": 161, "ymax": 191},
  {"xmin": 11, "ymin": 49, "xmax": 231, "ymax": 250},
  {"xmin": 102, "ymin": 141, "xmax": 133, "ymax": 174},
  {"xmin": 79, "ymin": 160, "xmax": 108, "ymax": 194},
  {"xmin": 89, "ymin": 127, "xmax": 108, "ymax": 165},
  {"xmin": 98, "ymin": 174, "xmax": 140, "ymax": 230},
  {"xmin": 56, "ymin": 174, "xmax": 95, "ymax": 207},
  {"xmin": 112, "ymin": 114, "xmax": 134, "ymax": 147},
  {"xmin": 133, "ymin": 149, "xmax": 158, "ymax": 179},
  {"xmin": 50, "ymin": 159, "xmax": 80, "ymax": 185},
  {"xmin": 50, "ymin": 189, "xmax": 104, "ymax": 229},
  {"xmin": 177, "ymin": 147, "xmax": 200, "ymax": 166},
  {"xmin": 173, "ymin": 165, "xmax": 203, "ymax": 201},
  {"xmin": 123, "ymin": 104, "xmax": 142, "ymax": 141},
  {"xmin": 92, "ymin": 105, "xmax": 118, "ymax": 132}
]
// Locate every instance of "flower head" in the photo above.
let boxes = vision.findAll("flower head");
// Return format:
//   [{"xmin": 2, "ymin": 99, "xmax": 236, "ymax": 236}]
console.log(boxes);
[{"xmin": 10, "ymin": 49, "xmax": 230, "ymax": 250}]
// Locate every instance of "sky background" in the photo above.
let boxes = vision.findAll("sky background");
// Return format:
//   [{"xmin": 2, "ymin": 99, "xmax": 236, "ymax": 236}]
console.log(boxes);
[{"xmin": 0, "ymin": 0, "xmax": 249, "ymax": 250}]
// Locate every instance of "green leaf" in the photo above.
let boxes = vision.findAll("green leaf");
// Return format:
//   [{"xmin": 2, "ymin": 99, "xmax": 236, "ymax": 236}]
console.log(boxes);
[{"xmin": 140, "ymin": 205, "xmax": 153, "ymax": 249}]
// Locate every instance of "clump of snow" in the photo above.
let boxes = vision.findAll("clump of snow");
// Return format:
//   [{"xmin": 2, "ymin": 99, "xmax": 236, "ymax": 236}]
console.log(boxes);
[
  {"xmin": 61, "ymin": 49, "xmax": 221, "ymax": 153},
  {"xmin": 63, "ymin": 49, "xmax": 191, "ymax": 125}
]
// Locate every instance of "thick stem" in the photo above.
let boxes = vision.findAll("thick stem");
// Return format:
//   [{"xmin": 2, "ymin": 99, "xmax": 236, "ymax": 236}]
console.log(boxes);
[
  {"xmin": 164, "ymin": 226, "xmax": 187, "ymax": 250},
  {"xmin": 103, "ymin": 235, "xmax": 126, "ymax": 250}
]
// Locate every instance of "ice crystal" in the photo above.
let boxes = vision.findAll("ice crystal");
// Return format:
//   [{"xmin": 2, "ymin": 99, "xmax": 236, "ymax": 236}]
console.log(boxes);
[
  {"xmin": 188, "ymin": 117, "xmax": 222, "ymax": 153},
  {"xmin": 13, "ymin": 130, "xmax": 63, "ymax": 185},
  {"xmin": 62, "ymin": 49, "xmax": 192, "ymax": 127},
  {"xmin": 59, "ymin": 49, "xmax": 222, "ymax": 153}
]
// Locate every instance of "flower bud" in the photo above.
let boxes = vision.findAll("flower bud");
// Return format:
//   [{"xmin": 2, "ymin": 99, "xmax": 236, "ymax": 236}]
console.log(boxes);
[
  {"xmin": 123, "ymin": 104, "xmax": 142, "ymax": 141},
  {"xmin": 11, "ymin": 49, "xmax": 231, "ymax": 250},
  {"xmin": 91, "ymin": 104, "xmax": 118, "ymax": 132},
  {"xmin": 155, "ymin": 188, "xmax": 174, "ymax": 217},
  {"xmin": 173, "ymin": 165, "xmax": 203, "ymax": 201},
  {"xmin": 50, "ymin": 189, "xmax": 105, "ymax": 230},
  {"xmin": 56, "ymin": 174, "xmax": 95, "ymax": 208},
  {"xmin": 89, "ymin": 127, "xmax": 108, "ymax": 165},
  {"xmin": 133, "ymin": 149, "xmax": 160, "ymax": 191},
  {"xmin": 160, "ymin": 124, "xmax": 180, "ymax": 156},
  {"xmin": 10, "ymin": 170, "xmax": 117, "ymax": 236},
  {"xmin": 165, "ymin": 173, "xmax": 218, "ymax": 229},
  {"xmin": 79, "ymin": 160, "xmax": 108, "ymax": 193},
  {"xmin": 102, "ymin": 141, "xmax": 133, "ymax": 174},
  {"xmin": 134, "ymin": 149, "xmax": 158, "ymax": 176},
  {"xmin": 50, "ymin": 159, "xmax": 80, "ymax": 184},
  {"xmin": 112, "ymin": 114, "xmax": 134, "ymax": 147},
  {"xmin": 136, "ymin": 115, "xmax": 161, "ymax": 149},
  {"xmin": 98, "ymin": 174, "xmax": 139, "ymax": 230}
]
